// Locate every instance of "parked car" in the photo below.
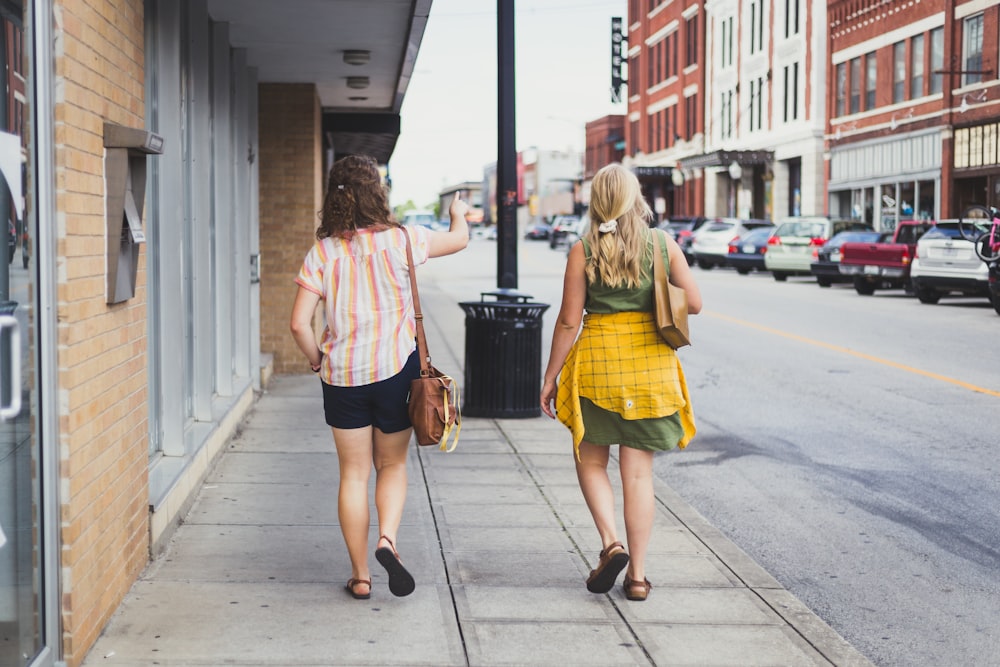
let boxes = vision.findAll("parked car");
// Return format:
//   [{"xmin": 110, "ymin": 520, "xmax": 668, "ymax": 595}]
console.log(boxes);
[
  {"xmin": 401, "ymin": 210, "xmax": 437, "ymax": 229},
  {"xmin": 838, "ymin": 220, "xmax": 936, "ymax": 294},
  {"xmin": 562, "ymin": 215, "xmax": 590, "ymax": 256},
  {"xmin": 725, "ymin": 226, "xmax": 775, "ymax": 274},
  {"xmin": 659, "ymin": 216, "xmax": 709, "ymax": 265},
  {"xmin": 549, "ymin": 215, "xmax": 581, "ymax": 248},
  {"xmin": 7, "ymin": 220, "xmax": 14, "ymax": 265},
  {"xmin": 691, "ymin": 218, "xmax": 772, "ymax": 269},
  {"xmin": 659, "ymin": 216, "xmax": 708, "ymax": 242},
  {"xmin": 764, "ymin": 217, "xmax": 867, "ymax": 281},
  {"xmin": 523, "ymin": 222, "xmax": 553, "ymax": 240},
  {"xmin": 810, "ymin": 229, "xmax": 879, "ymax": 287},
  {"xmin": 909, "ymin": 221, "xmax": 991, "ymax": 304}
]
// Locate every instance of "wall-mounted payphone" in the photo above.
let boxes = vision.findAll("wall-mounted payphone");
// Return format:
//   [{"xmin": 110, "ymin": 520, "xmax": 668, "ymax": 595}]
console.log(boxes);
[{"xmin": 103, "ymin": 123, "xmax": 163, "ymax": 304}]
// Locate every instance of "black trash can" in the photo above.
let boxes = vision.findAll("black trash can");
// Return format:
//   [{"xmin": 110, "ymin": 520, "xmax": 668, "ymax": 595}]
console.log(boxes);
[{"xmin": 459, "ymin": 289, "xmax": 550, "ymax": 418}]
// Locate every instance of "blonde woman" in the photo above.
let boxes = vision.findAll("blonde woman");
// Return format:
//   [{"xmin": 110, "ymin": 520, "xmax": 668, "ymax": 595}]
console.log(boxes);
[{"xmin": 540, "ymin": 163, "xmax": 702, "ymax": 601}]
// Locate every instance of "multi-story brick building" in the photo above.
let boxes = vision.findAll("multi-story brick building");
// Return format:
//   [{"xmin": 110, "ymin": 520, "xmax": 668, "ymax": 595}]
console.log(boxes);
[
  {"xmin": 623, "ymin": 0, "xmax": 707, "ymax": 222},
  {"xmin": 827, "ymin": 0, "xmax": 1000, "ymax": 228},
  {"xmin": 0, "ymin": 2, "xmax": 429, "ymax": 667},
  {"xmin": 685, "ymin": 0, "xmax": 826, "ymax": 222}
]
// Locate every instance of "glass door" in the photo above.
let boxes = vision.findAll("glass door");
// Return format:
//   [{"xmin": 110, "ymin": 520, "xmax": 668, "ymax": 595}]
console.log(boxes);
[{"xmin": 1, "ymin": 2, "xmax": 54, "ymax": 665}]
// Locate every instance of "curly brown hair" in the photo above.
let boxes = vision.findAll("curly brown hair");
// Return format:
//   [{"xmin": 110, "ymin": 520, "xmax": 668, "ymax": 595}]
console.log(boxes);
[{"xmin": 317, "ymin": 154, "xmax": 399, "ymax": 240}]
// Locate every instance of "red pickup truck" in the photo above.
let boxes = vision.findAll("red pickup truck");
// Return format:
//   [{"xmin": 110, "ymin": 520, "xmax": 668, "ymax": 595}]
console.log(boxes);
[{"xmin": 838, "ymin": 220, "xmax": 936, "ymax": 295}]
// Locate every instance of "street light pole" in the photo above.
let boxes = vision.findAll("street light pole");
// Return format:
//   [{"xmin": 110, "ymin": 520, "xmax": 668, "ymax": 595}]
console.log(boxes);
[{"xmin": 497, "ymin": 0, "xmax": 517, "ymax": 289}]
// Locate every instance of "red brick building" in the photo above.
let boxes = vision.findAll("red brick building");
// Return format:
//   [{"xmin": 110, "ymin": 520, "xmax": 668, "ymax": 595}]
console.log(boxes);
[
  {"xmin": 623, "ymin": 0, "xmax": 706, "ymax": 221},
  {"xmin": 827, "ymin": 0, "xmax": 1000, "ymax": 227}
]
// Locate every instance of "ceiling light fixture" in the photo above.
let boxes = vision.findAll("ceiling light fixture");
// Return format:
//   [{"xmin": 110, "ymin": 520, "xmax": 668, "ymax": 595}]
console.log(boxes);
[
  {"xmin": 343, "ymin": 49, "xmax": 371, "ymax": 66},
  {"xmin": 346, "ymin": 76, "xmax": 370, "ymax": 89}
]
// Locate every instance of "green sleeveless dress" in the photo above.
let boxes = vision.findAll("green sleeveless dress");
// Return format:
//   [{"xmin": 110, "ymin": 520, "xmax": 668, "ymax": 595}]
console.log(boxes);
[{"xmin": 575, "ymin": 230, "xmax": 688, "ymax": 451}]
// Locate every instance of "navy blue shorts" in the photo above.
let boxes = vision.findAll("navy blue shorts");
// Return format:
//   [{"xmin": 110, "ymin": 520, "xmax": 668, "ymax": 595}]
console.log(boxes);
[{"xmin": 321, "ymin": 350, "xmax": 420, "ymax": 432}]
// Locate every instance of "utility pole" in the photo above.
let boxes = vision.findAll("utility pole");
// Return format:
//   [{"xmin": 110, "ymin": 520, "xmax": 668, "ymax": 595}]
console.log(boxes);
[{"xmin": 497, "ymin": 0, "xmax": 517, "ymax": 289}]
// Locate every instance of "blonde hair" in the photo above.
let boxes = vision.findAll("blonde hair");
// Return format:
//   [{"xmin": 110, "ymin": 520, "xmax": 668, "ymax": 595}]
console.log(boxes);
[{"xmin": 584, "ymin": 163, "xmax": 653, "ymax": 287}]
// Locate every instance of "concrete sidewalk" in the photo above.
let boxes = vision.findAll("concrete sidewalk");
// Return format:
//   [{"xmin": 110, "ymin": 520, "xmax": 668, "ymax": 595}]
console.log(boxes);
[{"xmin": 83, "ymin": 247, "xmax": 875, "ymax": 666}]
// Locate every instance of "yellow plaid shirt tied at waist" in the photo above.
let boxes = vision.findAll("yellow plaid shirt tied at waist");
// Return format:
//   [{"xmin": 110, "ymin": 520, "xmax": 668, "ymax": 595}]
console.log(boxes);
[{"xmin": 555, "ymin": 311, "xmax": 696, "ymax": 459}]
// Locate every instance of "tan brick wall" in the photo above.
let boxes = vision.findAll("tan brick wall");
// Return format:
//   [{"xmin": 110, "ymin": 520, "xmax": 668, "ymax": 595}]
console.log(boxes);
[
  {"xmin": 258, "ymin": 83, "xmax": 324, "ymax": 373},
  {"xmin": 53, "ymin": 1, "xmax": 149, "ymax": 665}
]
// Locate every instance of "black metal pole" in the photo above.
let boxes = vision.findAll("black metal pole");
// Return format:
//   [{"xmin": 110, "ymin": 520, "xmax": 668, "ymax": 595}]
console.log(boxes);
[{"xmin": 497, "ymin": 0, "xmax": 517, "ymax": 289}]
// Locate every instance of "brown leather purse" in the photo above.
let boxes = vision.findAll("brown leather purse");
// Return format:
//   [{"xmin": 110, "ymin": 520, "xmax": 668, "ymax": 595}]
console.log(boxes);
[
  {"xmin": 403, "ymin": 233, "xmax": 460, "ymax": 451},
  {"xmin": 651, "ymin": 230, "xmax": 691, "ymax": 349}
]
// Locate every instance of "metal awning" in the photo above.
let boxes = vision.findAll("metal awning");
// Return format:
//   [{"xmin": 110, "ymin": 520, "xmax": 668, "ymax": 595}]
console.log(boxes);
[
  {"xmin": 681, "ymin": 149, "xmax": 775, "ymax": 170},
  {"xmin": 323, "ymin": 113, "xmax": 402, "ymax": 164}
]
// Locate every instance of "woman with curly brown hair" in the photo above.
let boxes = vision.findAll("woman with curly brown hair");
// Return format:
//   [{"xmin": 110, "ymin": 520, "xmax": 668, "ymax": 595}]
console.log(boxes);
[
  {"xmin": 290, "ymin": 154, "xmax": 469, "ymax": 600},
  {"xmin": 540, "ymin": 163, "xmax": 701, "ymax": 602}
]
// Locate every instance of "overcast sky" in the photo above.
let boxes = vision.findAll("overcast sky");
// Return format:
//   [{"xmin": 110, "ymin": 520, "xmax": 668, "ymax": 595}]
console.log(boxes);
[{"xmin": 388, "ymin": 0, "xmax": 627, "ymax": 209}]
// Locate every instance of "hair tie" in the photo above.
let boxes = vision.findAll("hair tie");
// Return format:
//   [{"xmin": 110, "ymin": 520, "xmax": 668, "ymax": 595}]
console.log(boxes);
[
  {"xmin": 598, "ymin": 219, "xmax": 618, "ymax": 233},
  {"xmin": 336, "ymin": 184, "xmax": 345, "ymax": 190}
]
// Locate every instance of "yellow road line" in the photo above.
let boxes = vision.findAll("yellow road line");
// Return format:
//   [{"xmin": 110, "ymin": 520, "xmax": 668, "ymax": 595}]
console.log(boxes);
[{"xmin": 706, "ymin": 311, "xmax": 1000, "ymax": 398}]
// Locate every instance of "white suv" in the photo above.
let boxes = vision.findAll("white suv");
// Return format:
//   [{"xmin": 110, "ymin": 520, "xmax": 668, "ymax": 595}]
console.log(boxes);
[{"xmin": 909, "ymin": 222, "xmax": 991, "ymax": 304}]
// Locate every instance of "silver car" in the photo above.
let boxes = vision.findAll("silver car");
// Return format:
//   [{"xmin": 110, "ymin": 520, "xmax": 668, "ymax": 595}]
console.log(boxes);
[{"xmin": 909, "ymin": 222, "xmax": 991, "ymax": 304}]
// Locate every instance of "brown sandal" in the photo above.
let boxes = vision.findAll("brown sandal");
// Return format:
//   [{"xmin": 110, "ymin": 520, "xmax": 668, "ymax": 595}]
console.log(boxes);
[
  {"xmin": 375, "ymin": 535, "xmax": 415, "ymax": 597},
  {"xmin": 345, "ymin": 578, "xmax": 371, "ymax": 600},
  {"xmin": 586, "ymin": 541, "xmax": 630, "ymax": 594},
  {"xmin": 623, "ymin": 573, "xmax": 652, "ymax": 601}
]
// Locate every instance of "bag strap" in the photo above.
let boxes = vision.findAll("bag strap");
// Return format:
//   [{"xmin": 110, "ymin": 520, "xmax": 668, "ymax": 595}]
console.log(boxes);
[
  {"xmin": 651, "ymin": 228, "xmax": 666, "ymax": 286},
  {"xmin": 403, "ymin": 231, "xmax": 432, "ymax": 377}
]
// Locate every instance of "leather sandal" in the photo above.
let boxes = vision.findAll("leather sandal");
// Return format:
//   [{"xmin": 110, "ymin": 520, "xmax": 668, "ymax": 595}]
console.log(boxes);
[
  {"xmin": 345, "ymin": 578, "xmax": 371, "ymax": 600},
  {"xmin": 586, "ymin": 541, "xmax": 630, "ymax": 594},
  {"xmin": 623, "ymin": 573, "xmax": 652, "ymax": 601},
  {"xmin": 375, "ymin": 535, "xmax": 415, "ymax": 597}
]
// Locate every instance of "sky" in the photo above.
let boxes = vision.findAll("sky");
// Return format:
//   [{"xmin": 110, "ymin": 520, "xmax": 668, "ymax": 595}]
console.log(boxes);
[{"xmin": 388, "ymin": 0, "xmax": 627, "ymax": 209}]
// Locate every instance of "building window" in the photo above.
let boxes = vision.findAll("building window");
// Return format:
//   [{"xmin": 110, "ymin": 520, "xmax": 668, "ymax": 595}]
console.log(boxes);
[
  {"xmin": 963, "ymin": 14, "xmax": 984, "ymax": 86},
  {"xmin": 630, "ymin": 119, "xmax": 640, "ymax": 154},
  {"xmin": 721, "ymin": 16, "xmax": 734, "ymax": 68},
  {"xmin": 686, "ymin": 15, "xmax": 698, "ymax": 67},
  {"xmin": 749, "ymin": 0, "xmax": 764, "ymax": 54},
  {"xmin": 686, "ymin": 94, "xmax": 697, "ymax": 138},
  {"xmin": 836, "ymin": 62, "xmax": 846, "ymax": 117},
  {"xmin": 893, "ymin": 41, "xmax": 906, "ymax": 103},
  {"xmin": 850, "ymin": 57, "xmax": 861, "ymax": 113},
  {"xmin": 865, "ymin": 52, "xmax": 876, "ymax": 109},
  {"xmin": 783, "ymin": 62, "xmax": 799, "ymax": 122},
  {"xmin": 749, "ymin": 77, "xmax": 764, "ymax": 131},
  {"xmin": 910, "ymin": 34, "xmax": 924, "ymax": 99},
  {"xmin": 784, "ymin": 0, "xmax": 799, "ymax": 38},
  {"xmin": 668, "ymin": 31, "xmax": 678, "ymax": 78},
  {"xmin": 721, "ymin": 89, "xmax": 734, "ymax": 139},
  {"xmin": 930, "ymin": 27, "xmax": 944, "ymax": 94}
]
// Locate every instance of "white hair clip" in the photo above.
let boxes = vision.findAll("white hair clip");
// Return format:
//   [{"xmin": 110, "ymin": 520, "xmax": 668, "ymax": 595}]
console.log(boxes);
[
  {"xmin": 598, "ymin": 219, "xmax": 618, "ymax": 233},
  {"xmin": 336, "ymin": 184, "xmax": 345, "ymax": 190}
]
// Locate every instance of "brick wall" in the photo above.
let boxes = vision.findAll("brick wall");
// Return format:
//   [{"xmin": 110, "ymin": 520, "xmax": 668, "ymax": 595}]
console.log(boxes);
[
  {"xmin": 258, "ymin": 83, "xmax": 324, "ymax": 373},
  {"xmin": 53, "ymin": 1, "xmax": 149, "ymax": 665}
]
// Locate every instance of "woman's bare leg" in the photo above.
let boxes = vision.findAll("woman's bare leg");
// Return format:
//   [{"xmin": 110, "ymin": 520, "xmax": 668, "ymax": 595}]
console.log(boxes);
[
  {"xmin": 332, "ymin": 426, "xmax": 374, "ymax": 596},
  {"xmin": 575, "ymin": 441, "xmax": 619, "ymax": 549},
  {"xmin": 619, "ymin": 446, "xmax": 655, "ymax": 582},
  {"xmin": 372, "ymin": 427, "xmax": 412, "ymax": 548}
]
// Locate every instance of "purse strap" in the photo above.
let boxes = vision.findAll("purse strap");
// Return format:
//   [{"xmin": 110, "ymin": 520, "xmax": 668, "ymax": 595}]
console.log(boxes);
[
  {"xmin": 651, "ymin": 228, "xmax": 667, "ymax": 286},
  {"xmin": 403, "ymin": 231, "xmax": 432, "ymax": 377}
]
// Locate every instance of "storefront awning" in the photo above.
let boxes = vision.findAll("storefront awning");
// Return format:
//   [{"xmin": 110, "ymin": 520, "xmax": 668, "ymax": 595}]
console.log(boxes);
[
  {"xmin": 681, "ymin": 149, "xmax": 774, "ymax": 170},
  {"xmin": 323, "ymin": 112, "xmax": 402, "ymax": 165}
]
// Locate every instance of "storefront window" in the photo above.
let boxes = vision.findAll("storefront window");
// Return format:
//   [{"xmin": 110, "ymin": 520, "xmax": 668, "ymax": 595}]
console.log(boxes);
[
  {"xmin": 917, "ymin": 180, "xmax": 935, "ymax": 220},
  {"xmin": 899, "ymin": 181, "xmax": 915, "ymax": 221},
  {"xmin": 880, "ymin": 183, "xmax": 899, "ymax": 231}
]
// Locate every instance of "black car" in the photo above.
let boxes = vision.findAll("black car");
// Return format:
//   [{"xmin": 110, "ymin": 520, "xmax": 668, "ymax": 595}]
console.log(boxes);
[
  {"xmin": 725, "ymin": 226, "xmax": 774, "ymax": 274},
  {"xmin": 810, "ymin": 229, "xmax": 879, "ymax": 287},
  {"xmin": 523, "ymin": 222, "xmax": 553, "ymax": 240}
]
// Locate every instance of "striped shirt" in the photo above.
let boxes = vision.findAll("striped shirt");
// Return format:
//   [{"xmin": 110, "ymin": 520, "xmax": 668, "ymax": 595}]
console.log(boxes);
[{"xmin": 295, "ymin": 226, "xmax": 431, "ymax": 386}]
